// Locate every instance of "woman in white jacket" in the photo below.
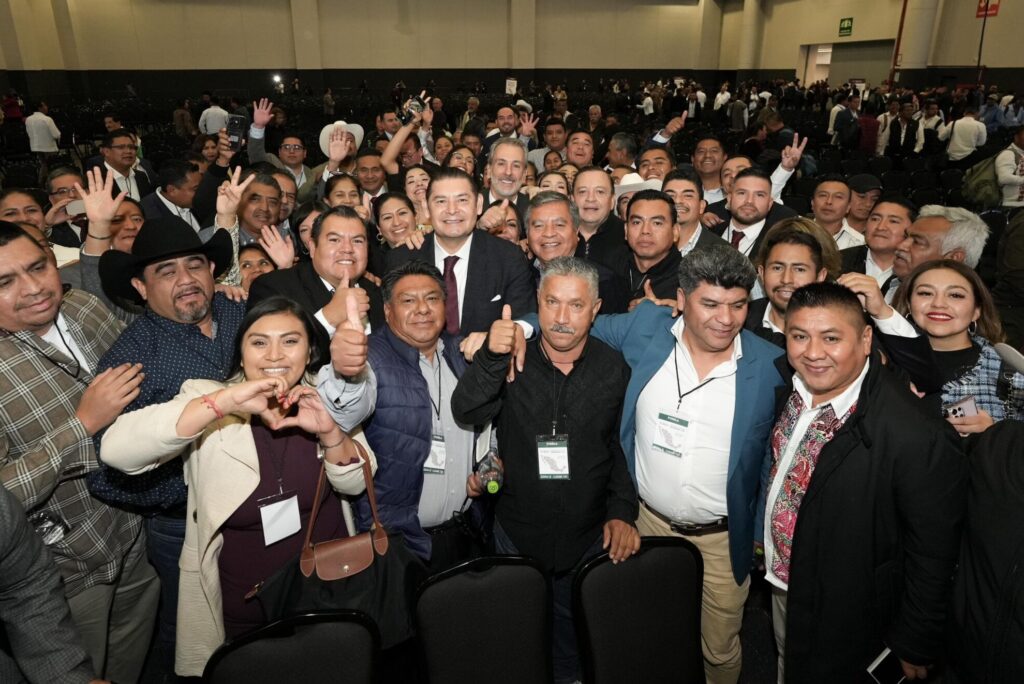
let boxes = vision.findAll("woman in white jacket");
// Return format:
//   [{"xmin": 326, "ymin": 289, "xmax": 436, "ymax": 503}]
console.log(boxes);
[{"xmin": 101, "ymin": 296, "xmax": 374, "ymax": 676}]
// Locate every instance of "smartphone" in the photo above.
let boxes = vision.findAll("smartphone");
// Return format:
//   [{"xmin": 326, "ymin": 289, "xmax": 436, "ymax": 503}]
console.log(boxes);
[
  {"xmin": 867, "ymin": 647, "xmax": 906, "ymax": 684},
  {"xmin": 226, "ymin": 115, "xmax": 246, "ymax": 152},
  {"xmin": 65, "ymin": 199, "xmax": 86, "ymax": 217},
  {"xmin": 943, "ymin": 395, "xmax": 978, "ymax": 419},
  {"xmin": 399, "ymin": 91, "xmax": 429, "ymax": 125}
]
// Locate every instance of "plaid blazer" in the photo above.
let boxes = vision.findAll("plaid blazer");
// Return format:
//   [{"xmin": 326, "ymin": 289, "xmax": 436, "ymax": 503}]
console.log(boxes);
[
  {"xmin": 0, "ymin": 289, "xmax": 141, "ymax": 597},
  {"xmin": 942, "ymin": 336, "xmax": 1024, "ymax": 422}
]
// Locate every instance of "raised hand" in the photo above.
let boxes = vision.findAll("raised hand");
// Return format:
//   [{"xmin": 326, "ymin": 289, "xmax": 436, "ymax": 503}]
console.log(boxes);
[
  {"xmin": 327, "ymin": 126, "xmax": 350, "ymax": 165},
  {"xmin": 663, "ymin": 112, "xmax": 688, "ymax": 137},
  {"xmin": 420, "ymin": 98, "xmax": 434, "ymax": 128},
  {"xmin": 221, "ymin": 376, "xmax": 289, "ymax": 415},
  {"xmin": 837, "ymin": 272, "xmax": 891, "ymax": 319},
  {"xmin": 216, "ymin": 166, "xmax": 256, "ymax": 218},
  {"xmin": 76, "ymin": 363, "xmax": 145, "ymax": 436},
  {"xmin": 216, "ymin": 127, "xmax": 236, "ymax": 166},
  {"xmin": 76, "ymin": 167, "xmax": 126, "ymax": 226},
  {"xmin": 478, "ymin": 199, "xmax": 511, "ymax": 233},
  {"xmin": 519, "ymin": 112, "xmax": 538, "ymax": 139},
  {"xmin": 259, "ymin": 225, "xmax": 296, "ymax": 269},
  {"xmin": 487, "ymin": 304, "xmax": 517, "ymax": 355},
  {"xmin": 252, "ymin": 97, "xmax": 274, "ymax": 129},
  {"xmin": 780, "ymin": 132, "xmax": 808, "ymax": 171}
]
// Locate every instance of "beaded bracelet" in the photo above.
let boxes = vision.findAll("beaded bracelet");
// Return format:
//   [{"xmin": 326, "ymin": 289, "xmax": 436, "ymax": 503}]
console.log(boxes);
[{"xmin": 201, "ymin": 394, "xmax": 224, "ymax": 419}]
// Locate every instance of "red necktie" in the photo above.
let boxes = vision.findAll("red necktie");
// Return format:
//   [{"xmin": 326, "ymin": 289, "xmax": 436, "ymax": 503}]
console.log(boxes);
[
  {"xmin": 443, "ymin": 255, "xmax": 460, "ymax": 335},
  {"xmin": 730, "ymin": 229, "xmax": 745, "ymax": 249}
]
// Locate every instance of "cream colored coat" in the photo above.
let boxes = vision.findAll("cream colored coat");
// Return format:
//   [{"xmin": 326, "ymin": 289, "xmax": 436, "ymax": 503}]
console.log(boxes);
[{"xmin": 101, "ymin": 379, "xmax": 374, "ymax": 676}]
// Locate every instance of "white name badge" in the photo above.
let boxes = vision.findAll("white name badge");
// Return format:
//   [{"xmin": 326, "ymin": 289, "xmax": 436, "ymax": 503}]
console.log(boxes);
[
  {"xmin": 537, "ymin": 435, "xmax": 570, "ymax": 480},
  {"xmin": 424, "ymin": 437, "xmax": 447, "ymax": 474},
  {"xmin": 258, "ymin": 492, "xmax": 301, "ymax": 546},
  {"xmin": 653, "ymin": 412, "xmax": 689, "ymax": 458}
]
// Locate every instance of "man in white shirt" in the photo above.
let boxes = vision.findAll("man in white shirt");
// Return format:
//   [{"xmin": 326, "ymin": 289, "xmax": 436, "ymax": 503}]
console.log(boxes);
[
  {"xmin": 100, "ymin": 129, "xmax": 154, "ymax": 201},
  {"xmin": 197, "ymin": 96, "xmax": 229, "ymax": 135},
  {"xmin": 995, "ymin": 126, "xmax": 1024, "ymax": 209},
  {"xmin": 940, "ymin": 106, "xmax": 988, "ymax": 168},
  {"xmin": 713, "ymin": 83, "xmax": 731, "ymax": 111},
  {"xmin": 579, "ymin": 244, "xmax": 786, "ymax": 684},
  {"xmin": 25, "ymin": 101, "xmax": 60, "ymax": 154},
  {"xmin": 839, "ymin": 197, "xmax": 914, "ymax": 293},
  {"xmin": 811, "ymin": 176, "xmax": 865, "ymax": 250},
  {"xmin": 827, "ymin": 93, "xmax": 848, "ymax": 138},
  {"xmin": 875, "ymin": 99, "xmax": 900, "ymax": 153}
]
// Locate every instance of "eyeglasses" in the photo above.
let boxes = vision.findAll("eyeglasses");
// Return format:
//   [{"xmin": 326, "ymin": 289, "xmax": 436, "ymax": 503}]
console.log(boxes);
[
  {"xmin": 108, "ymin": 144, "xmax": 138, "ymax": 151},
  {"xmin": 280, "ymin": 144, "xmax": 305, "ymax": 152},
  {"xmin": 49, "ymin": 187, "xmax": 78, "ymax": 197}
]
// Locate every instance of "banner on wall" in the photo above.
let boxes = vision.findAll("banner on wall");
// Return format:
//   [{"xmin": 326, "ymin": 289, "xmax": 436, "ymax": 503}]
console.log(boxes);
[{"xmin": 977, "ymin": 0, "xmax": 1000, "ymax": 18}]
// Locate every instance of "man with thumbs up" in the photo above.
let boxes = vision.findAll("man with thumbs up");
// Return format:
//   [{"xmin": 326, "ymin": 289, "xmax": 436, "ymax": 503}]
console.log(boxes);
[
  {"xmin": 322, "ymin": 259, "xmax": 490, "ymax": 572},
  {"xmin": 248, "ymin": 205, "xmax": 384, "ymax": 337}
]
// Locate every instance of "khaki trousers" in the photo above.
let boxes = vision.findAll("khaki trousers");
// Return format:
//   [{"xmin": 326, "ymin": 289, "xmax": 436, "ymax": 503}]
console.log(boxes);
[{"xmin": 637, "ymin": 504, "xmax": 749, "ymax": 684}]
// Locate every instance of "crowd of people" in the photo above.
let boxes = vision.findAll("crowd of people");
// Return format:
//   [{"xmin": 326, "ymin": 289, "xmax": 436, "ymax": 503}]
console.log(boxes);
[{"xmin": 0, "ymin": 73, "xmax": 1023, "ymax": 684}]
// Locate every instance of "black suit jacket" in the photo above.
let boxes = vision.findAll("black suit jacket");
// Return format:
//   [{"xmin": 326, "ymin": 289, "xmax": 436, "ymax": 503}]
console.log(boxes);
[
  {"xmin": 49, "ymin": 222, "xmax": 82, "ymax": 248},
  {"xmin": 385, "ymin": 230, "xmax": 537, "ymax": 335},
  {"xmin": 140, "ymin": 192, "xmax": 175, "ymax": 222},
  {"xmin": 98, "ymin": 164, "xmax": 155, "ymax": 200},
  {"xmin": 744, "ymin": 298, "xmax": 785, "ymax": 348},
  {"xmin": 577, "ymin": 214, "xmax": 630, "ymax": 271},
  {"xmin": 840, "ymin": 245, "xmax": 896, "ymax": 293},
  {"xmin": 246, "ymin": 261, "xmax": 385, "ymax": 340},
  {"xmin": 710, "ymin": 203, "xmax": 798, "ymax": 263}
]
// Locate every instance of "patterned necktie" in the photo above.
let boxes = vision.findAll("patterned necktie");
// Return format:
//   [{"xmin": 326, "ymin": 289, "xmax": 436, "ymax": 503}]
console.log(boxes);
[{"xmin": 443, "ymin": 255, "xmax": 460, "ymax": 335}]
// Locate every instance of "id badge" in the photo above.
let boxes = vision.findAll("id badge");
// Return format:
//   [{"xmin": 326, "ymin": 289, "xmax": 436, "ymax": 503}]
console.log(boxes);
[
  {"xmin": 424, "ymin": 436, "xmax": 447, "ymax": 474},
  {"xmin": 653, "ymin": 412, "xmax": 688, "ymax": 458},
  {"xmin": 257, "ymin": 490, "xmax": 300, "ymax": 546},
  {"xmin": 537, "ymin": 434, "xmax": 570, "ymax": 480}
]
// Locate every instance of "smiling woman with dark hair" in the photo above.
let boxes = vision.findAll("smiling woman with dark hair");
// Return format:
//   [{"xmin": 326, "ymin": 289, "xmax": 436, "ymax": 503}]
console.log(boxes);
[{"xmin": 100, "ymin": 294, "xmax": 374, "ymax": 676}]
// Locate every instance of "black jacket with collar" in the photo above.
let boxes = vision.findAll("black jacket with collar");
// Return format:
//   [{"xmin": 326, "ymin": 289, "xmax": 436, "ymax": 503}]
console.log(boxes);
[
  {"xmin": 385, "ymin": 230, "xmax": 536, "ymax": 335},
  {"xmin": 576, "ymin": 214, "xmax": 630, "ymax": 271},
  {"xmin": 840, "ymin": 245, "xmax": 897, "ymax": 295},
  {"xmin": 772, "ymin": 354, "xmax": 966, "ymax": 682},
  {"xmin": 710, "ymin": 203, "xmax": 798, "ymax": 262},
  {"xmin": 246, "ymin": 260, "xmax": 385, "ymax": 339}
]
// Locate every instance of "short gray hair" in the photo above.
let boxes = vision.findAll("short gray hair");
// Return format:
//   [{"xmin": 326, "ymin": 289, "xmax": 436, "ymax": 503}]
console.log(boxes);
[
  {"xmin": 918, "ymin": 205, "xmax": 990, "ymax": 268},
  {"xmin": 539, "ymin": 256, "xmax": 599, "ymax": 301},
  {"xmin": 677, "ymin": 244, "xmax": 757, "ymax": 293},
  {"xmin": 525, "ymin": 190, "xmax": 580, "ymax": 230},
  {"xmin": 488, "ymin": 138, "xmax": 528, "ymax": 166}
]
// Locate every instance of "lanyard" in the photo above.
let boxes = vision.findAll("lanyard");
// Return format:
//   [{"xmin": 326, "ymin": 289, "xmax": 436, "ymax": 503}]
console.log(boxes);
[
  {"xmin": 672, "ymin": 345, "xmax": 722, "ymax": 411},
  {"xmin": 539, "ymin": 342, "xmax": 569, "ymax": 435},
  {"xmin": 427, "ymin": 352, "xmax": 442, "ymax": 422}
]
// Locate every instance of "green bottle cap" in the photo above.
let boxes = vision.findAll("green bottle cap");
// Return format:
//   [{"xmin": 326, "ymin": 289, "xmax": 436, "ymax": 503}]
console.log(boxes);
[{"xmin": 486, "ymin": 480, "xmax": 500, "ymax": 494}]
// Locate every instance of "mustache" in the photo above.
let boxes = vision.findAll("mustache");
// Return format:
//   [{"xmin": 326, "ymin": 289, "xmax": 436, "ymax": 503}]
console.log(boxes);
[{"xmin": 549, "ymin": 323, "xmax": 576, "ymax": 335}]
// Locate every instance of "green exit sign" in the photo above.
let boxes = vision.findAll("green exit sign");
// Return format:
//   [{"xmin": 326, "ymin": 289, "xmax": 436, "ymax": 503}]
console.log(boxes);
[{"xmin": 839, "ymin": 17, "xmax": 853, "ymax": 37}]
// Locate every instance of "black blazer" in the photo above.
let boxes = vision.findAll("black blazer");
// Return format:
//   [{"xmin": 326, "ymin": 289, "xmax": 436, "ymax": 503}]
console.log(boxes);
[
  {"xmin": 840, "ymin": 245, "xmax": 897, "ymax": 293},
  {"xmin": 247, "ymin": 260, "xmax": 385, "ymax": 339},
  {"xmin": 710, "ymin": 203, "xmax": 798, "ymax": 263},
  {"xmin": 385, "ymin": 230, "xmax": 536, "ymax": 335},
  {"xmin": 49, "ymin": 222, "xmax": 82, "ymax": 248},
  {"xmin": 98, "ymin": 164, "xmax": 155, "ymax": 200},
  {"xmin": 744, "ymin": 297, "xmax": 785, "ymax": 348},
  {"xmin": 140, "ymin": 192, "xmax": 175, "ymax": 222}
]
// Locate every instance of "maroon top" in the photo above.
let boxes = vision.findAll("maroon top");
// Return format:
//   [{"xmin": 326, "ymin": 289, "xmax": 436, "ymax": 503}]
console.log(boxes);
[{"xmin": 218, "ymin": 417, "xmax": 346, "ymax": 637}]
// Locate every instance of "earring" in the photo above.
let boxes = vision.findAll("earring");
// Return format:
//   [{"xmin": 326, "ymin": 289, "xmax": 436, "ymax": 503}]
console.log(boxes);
[{"xmin": 968, "ymin": 320, "xmax": 978, "ymax": 336}]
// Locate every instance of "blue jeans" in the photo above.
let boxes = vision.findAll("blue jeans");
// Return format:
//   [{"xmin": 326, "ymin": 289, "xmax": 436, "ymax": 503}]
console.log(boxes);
[
  {"xmin": 145, "ymin": 515, "xmax": 186, "ymax": 677},
  {"xmin": 493, "ymin": 520, "xmax": 603, "ymax": 684}
]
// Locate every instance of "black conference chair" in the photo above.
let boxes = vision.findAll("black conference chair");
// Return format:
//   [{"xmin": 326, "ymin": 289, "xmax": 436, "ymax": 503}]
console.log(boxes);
[
  {"xmin": 910, "ymin": 170, "xmax": 939, "ymax": 190},
  {"xmin": 416, "ymin": 556, "xmax": 550, "ymax": 684},
  {"xmin": 202, "ymin": 610, "xmax": 379, "ymax": 684},
  {"xmin": 881, "ymin": 170, "xmax": 908, "ymax": 194},
  {"xmin": 868, "ymin": 155, "xmax": 894, "ymax": 176},
  {"xmin": 573, "ymin": 537, "xmax": 705, "ymax": 684},
  {"xmin": 841, "ymin": 158, "xmax": 868, "ymax": 175},
  {"xmin": 941, "ymin": 168, "xmax": 965, "ymax": 192},
  {"xmin": 978, "ymin": 209, "xmax": 1009, "ymax": 287},
  {"xmin": 911, "ymin": 187, "xmax": 944, "ymax": 207},
  {"xmin": 902, "ymin": 156, "xmax": 927, "ymax": 172},
  {"xmin": 784, "ymin": 195, "xmax": 812, "ymax": 216}
]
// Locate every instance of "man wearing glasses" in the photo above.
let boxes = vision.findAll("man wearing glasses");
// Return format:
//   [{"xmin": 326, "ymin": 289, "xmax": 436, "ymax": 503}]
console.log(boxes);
[
  {"xmin": 45, "ymin": 167, "xmax": 87, "ymax": 247},
  {"xmin": 99, "ymin": 128, "xmax": 153, "ymax": 201},
  {"xmin": 248, "ymin": 98, "xmax": 317, "ymax": 203}
]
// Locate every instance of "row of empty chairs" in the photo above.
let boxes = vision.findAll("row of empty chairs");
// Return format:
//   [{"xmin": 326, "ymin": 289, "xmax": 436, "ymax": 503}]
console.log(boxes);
[{"xmin": 202, "ymin": 537, "xmax": 705, "ymax": 684}]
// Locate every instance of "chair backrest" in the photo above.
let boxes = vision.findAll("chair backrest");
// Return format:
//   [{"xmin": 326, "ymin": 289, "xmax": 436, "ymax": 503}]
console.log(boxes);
[
  {"xmin": 416, "ymin": 556, "xmax": 550, "ymax": 684},
  {"xmin": 202, "ymin": 610, "xmax": 378, "ymax": 684},
  {"xmin": 573, "ymin": 537, "xmax": 705, "ymax": 684}
]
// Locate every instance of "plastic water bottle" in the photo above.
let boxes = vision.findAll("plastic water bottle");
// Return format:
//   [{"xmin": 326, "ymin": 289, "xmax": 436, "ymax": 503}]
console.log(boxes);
[{"xmin": 478, "ymin": 449, "xmax": 503, "ymax": 495}]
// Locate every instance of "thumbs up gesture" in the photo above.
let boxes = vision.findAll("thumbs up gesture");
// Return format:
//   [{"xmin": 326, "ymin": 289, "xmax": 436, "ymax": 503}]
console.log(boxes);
[
  {"xmin": 487, "ymin": 304, "xmax": 518, "ymax": 355},
  {"xmin": 329, "ymin": 282, "xmax": 369, "ymax": 378},
  {"xmin": 478, "ymin": 198, "xmax": 512, "ymax": 233},
  {"xmin": 321, "ymin": 273, "xmax": 371, "ymax": 330}
]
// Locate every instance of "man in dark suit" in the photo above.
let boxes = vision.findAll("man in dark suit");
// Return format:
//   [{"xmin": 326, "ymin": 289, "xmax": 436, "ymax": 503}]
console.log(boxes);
[
  {"xmin": 662, "ymin": 169, "xmax": 729, "ymax": 256},
  {"xmin": 477, "ymin": 138, "xmax": 531, "ymax": 225},
  {"xmin": 573, "ymin": 166, "xmax": 630, "ymax": 267},
  {"xmin": 385, "ymin": 168, "xmax": 535, "ymax": 335},
  {"xmin": 839, "ymin": 196, "xmax": 914, "ymax": 297},
  {"xmin": 44, "ymin": 166, "xmax": 86, "ymax": 247},
  {"xmin": 248, "ymin": 205, "xmax": 384, "ymax": 337},
  {"xmin": 712, "ymin": 167, "xmax": 797, "ymax": 263},
  {"xmin": 97, "ymin": 128, "xmax": 155, "ymax": 201},
  {"xmin": 140, "ymin": 159, "xmax": 203, "ymax": 232}
]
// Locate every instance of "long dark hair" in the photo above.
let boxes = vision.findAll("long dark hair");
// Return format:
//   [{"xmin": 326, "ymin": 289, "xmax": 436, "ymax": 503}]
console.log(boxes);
[
  {"xmin": 230, "ymin": 296, "xmax": 329, "ymax": 380},
  {"xmin": 893, "ymin": 258, "xmax": 1005, "ymax": 344}
]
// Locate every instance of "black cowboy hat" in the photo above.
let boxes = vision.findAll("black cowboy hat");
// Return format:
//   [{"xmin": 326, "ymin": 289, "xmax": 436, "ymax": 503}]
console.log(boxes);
[{"xmin": 99, "ymin": 217, "xmax": 234, "ymax": 304}]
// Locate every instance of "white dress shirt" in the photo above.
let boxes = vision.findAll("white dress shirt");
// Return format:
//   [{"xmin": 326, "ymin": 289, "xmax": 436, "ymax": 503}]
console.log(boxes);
[
  {"xmin": 763, "ymin": 360, "xmax": 869, "ymax": 590},
  {"xmin": 723, "ymin": 218, "xmax": 767, "ymax": 258},
  {"xmin": 104, "ymin": 162, "xmax": 141, "ymax": 201},
  {"xmin": 635, "ymin": 318, "xmax": 740, "ymax": 524},
  {"xmin": 864, "ymin": 249, "xmax": 894, "ymax": 288},
  {"xmin": 156, "ymin": 189, "xmax": 200, "ymax": 232},
  {"xmin": 314, "ymin": 276, "xmax": 371, "ymax": 337},
  {"xmin": 832, "ymin": 220, "xmax": 866, "ymax": 250},
  {"xmin": 940, "ymin": 117, "xmax": 987, "ymax": 161},
  {"xmin": 41, "ymin": 312, "xmax": 92, "ymax": 374},
  {"xmin": 433, "ymin": 233, "xmax": 474, "ymax": 322},
  {"xmin": 25, "ymin": 112, "xmax": 60, "ymax": 153}
]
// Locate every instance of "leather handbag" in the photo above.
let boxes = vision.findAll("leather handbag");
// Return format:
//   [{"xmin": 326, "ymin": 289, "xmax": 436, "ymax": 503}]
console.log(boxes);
[{"xmin": 247, "ymin": 442, "xmax": 426, "ymax": 648}]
